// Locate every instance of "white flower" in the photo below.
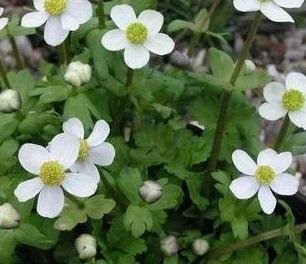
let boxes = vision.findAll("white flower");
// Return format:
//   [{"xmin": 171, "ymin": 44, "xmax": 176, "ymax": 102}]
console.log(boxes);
[
  {"xmin": 101, "ymin": 4, "xmax": 175, "ymax": 69},
  {"xmin": 230, "ymin": 149, "xmax": 299, "ymax": 214},
  {"xmin": 60, "ymin": 118, "xmax": 115, "ymax": 183},
  {"xmin": 0, "ymin": 203, "xmax": 20, "ymax": 229},
  {"xmin": 0, "ymin": 89, "xmax": 21, "ymax": 113},
  {"xmin": 233, "ymin": 0, "xmax": 304, "ymax": 23},
  {"xmin": 0, "ymin": 8, "xmax": 8, "ymax": 31},
  {"xmin": 21, "ymin": 0, "xmax": 93, "ymax": 46},
  {"xmin": 244, "ymin": 59, "xmax": 256, "ymax": 74},
  {"xmin": 75, "ymin": 234, "xmax": 97, "ymax": 260},
  {"xmin": 14, "ymin": 133, "xmax": 98, "ymax": 218},
  {"xmin": 259, "ymin": 72, "xmax": 306, "ymax": 129},
  {"xmin": 64, "ymin": 61, "xmax": 92, "ymax": 87},
  {"xmin": 139, "ymin": 180, "xmax": 162, "ymax": 203},
  {"xmin": 192, "ymin": 238, "xmax": 209, "ymax": 256},
  {"xmin": 160, "ymin": 236, "xmax": 179, "ymax": 256}
]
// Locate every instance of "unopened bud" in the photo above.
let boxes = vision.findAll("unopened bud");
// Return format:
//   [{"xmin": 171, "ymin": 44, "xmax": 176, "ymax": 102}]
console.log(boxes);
[
  {"xmin": 64, "ymin": 71, "xmax": 82, "ymax": 87},
  {"xmin": 244, "ymin": 60, "xmax": 256, "ymax": 74},
  {"xmin": 0, "ymin": 203, "xmax": 20, "ymax": 229},
  {"xmin": 160, "ymin": 236, "xmax": 179, "ymax": 256},
  {"xmin": 0, "ymin": 89, "xmax": 21, "ymax": 113},
  {"xmin": 65, "ymin": 61, "xmax": 92, "ymax": 87},
  {"xmin": 75, "ymin": 234, "xmax": 97, "ymax": 260},
  {"xmin": 192, "ymin": 238, "xmax": 209, "ymax": 256},
  {"xmin": 139, "ymin": 180, "xmax": 162, "ymax": 203}
]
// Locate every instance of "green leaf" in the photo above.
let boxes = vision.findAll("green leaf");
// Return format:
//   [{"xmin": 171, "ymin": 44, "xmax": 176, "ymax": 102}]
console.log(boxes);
[
  {"xmin": 0, "ymin": 230, "xmax": 17, "ymax": 263},
  {"xmin": 231, "ymin": 217, "xmax": 248, "ymax": 240},
  {"xmin": 85, "ymin": 195, "xmax": 116, "ymax": 219},
  {"xmin": 208, "ymin": 48, "xmax": 234, "ymax": 80},
  {"xmin": 124, "ymin": 205, "xmax": 153, "ymax": 237},
  {"xmin": 167, "ymin": 20, "xmax": 197, "ymax": 33}
]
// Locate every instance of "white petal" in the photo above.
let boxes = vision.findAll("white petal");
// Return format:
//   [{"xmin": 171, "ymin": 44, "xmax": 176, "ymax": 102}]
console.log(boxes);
[
  {"xmin": 89, "ymin": 142, "xmax": 115, "ymax": 166},
  {"xmin": 286, "ymin": 72, "xmax": 306, "ymax": 95},
  {"xmin": 144, "ymin": 33, "xmax": 175, "ymax": 56},
  {"xmin": 263, "ymin": 82, "xmax": 285, "ymax": 104},
  {"xmin": 87, "ymin": 120, "xmax": 110, "ymax": 147},
  {"xmin": 63, "ymin": 118, "xmax": 84, "ymax": 139},
  {"xmin": 21, "ymin": 11, "xmax": 48, "ymax": 28},
  {"xmin": 44, "ymin": 17, "xmax": 69, "ymax": 47},
  {"xmin": 260, "ymin": 2, "xmax": 294, "ymax": 23},
  {"xmin": 124, "ymin": 43, "xmax": 150, "ymax": 69},
  {"xmin": 70, "ymin": 161, "xmax": 100, "ymax": 183},
  {"xmin": 34, "ymin": 0, "xmax": 44, "ymax": 11},
  {"xmin": 258, "ymin": 186, "xmax": 277, "ymax": 214},
  {"xmin": 62, "ymin": 173, "xmax": 97, "ymax": 197},
  {"xmin": 0, "ymin": 17, "xmax": 8, "ymax": 31},
  {"xmin": 258, "ymin": 102, "xmax": 287, "ymax": 121},
  {"xmin": 232, "ymin": 150, "xmax": 257, "ymax": 175},
  {"xmin": 229, "ymin": 176, "xmax": 259, "ymax": 199},
  {"xmin": 137, "ymin": 10, "xmax": 164, "ymax": 35},
  {"xmin": 233, "ymin": 0, "xmax": 260, "ymax": 11},
  {"xmin": 14, "ymin": 177, "xmax": 43, "ymax": 202},
  {"xmin": 101, "ymin": 29, "xmax": 127, "ymax": 51},
  {"xmin": 0, "ymin": 7, "xmax": 3, "ymax": 16},
  {"xmin": 49, "ymin": 133, "xmax": 80, "ymax": 169},
  {"xmin": 274, "ymin": 0, "xmax": 304, "ymax": 8},
  {"xmin": 18, "ymin": 144, "xmax": 49, "ymax": 174},
  {"xmin": 37, "ymin": 186, "xmax": 64, "ymax": 218},
  {"xmin": 60, "ymin": 13, "xmax": 79, "ymax": 31},
  {"xmin": 270, "ymin": 173, "xmax": 299, "ymax": 195},
  {"xmin": 66, "ymin": 0, "xmax": 93, "ymax": 24},
  {"xmin": 110, "ymin": 4, "xmax": 136, "ymax": 30},
  {"xmin": 288, "ymin": 111, "xmax": 306, "ymax": 129}
]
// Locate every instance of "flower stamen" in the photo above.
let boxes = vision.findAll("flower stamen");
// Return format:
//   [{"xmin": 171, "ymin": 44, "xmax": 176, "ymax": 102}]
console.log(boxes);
[
  {"xmin": 256, "ymin": 165, "xmax": 275, "ymax": 185},
  {"xmin": 78, "ymin": 139, "xmax": 90, "ymax": 161},
  {"xmin": 44, "ymin": 0, "xmax": 67, "ymax": 16},
  {"xmin": 40, "ymin": 161, "xmax": 65, "ymax": 186},
  {"xmin": 126, "ymin": 22, "xmax": 148, "ymax": 44},
  {"xmin": 282, "ymin": 89, "xmax": 305, "ymax": 111}
]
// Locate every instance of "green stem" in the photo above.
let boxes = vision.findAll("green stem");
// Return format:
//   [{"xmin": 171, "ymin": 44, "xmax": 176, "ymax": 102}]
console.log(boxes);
[
  {"xmin": 151, "ymin": 0, "xmax": 158, "ymax": 9},
  {"xmin": 8, "ymin": 35, "xmax": 24, "ymax": 71},
  {"xmin": 207, "ymin": 223, "xmax": 306, "ymax": 259},
  {"xmin": 58, "ymin": 39, "xmax": 70, "ymax": 65},
  {"xmin": 274, "ymin": 115, "xmax": 290, "ymax": 152},
  {"xmin": 0, "ymin": 58, "xmax": 11, "ymax": 89},
  {"xmin": 125, "ymin": 67, "xmax": 134, "ymax": 88},
  {"xmin": 98, "ymin": 0, "xmax": 105, "ymax": 30},
  {"xmin": 207, "ymin": 12, "xmax": 262, "ymax": 173}
]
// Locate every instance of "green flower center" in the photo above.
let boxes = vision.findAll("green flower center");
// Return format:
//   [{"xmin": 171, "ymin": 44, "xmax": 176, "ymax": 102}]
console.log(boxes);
[
  {"xmin": 282, "ymin": 89, "xmax": 305, "ymax": 111},
  {"xmin": 126, "ymin": 22, "xmax": 148, "ymax": 44},
  {"xmin": 44, "ymin": 0, "xmax": 67, "ymax": 16},
  {"xmin": 255, "ymin": 165, "xmax": 275, "ymax": 185},
  {"xmin": 78, "ymin": 139, "xmax": 90, "ymax": 161},
  {"xmin": 40, "ymin": 161, "xmax": 65, "ymax": 186}
]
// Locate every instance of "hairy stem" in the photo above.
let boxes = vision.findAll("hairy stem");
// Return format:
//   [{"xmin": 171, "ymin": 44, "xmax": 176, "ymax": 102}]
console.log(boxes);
[
  {"xmin": 207, "ymin": 12, "xmax": 262, "ymax": 173},
  {"xmin": 207, "ymin": 223, "xmax": 306, "ymax": 259},
  {"xmin": 8, "ymin": 36, "xmax": 24, "ymax": 71},
  {"xmin": 98, "ymin": 0, "xmax": 105, "ymax": 29},
  {"xmin": 274, "ymin": 115, "xmax": 290, "ymax": 152},
  {"xmin": 0, "ymin": 58, "xmax": 11, "ymax": 89}
]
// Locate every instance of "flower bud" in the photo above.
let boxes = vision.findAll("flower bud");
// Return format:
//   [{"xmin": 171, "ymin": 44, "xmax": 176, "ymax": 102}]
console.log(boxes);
[
  {"xmin": 0, "ymin": 89, "xmax": 21, "ymax": 113},
  {"xmin": 244, "ymin": 59, "xmax": 256, "ymax": 74},
  {"xmin": 160, "ymin": 236, "xmax": 179, "ymax": 256},
  {"xmin": 79, "ymin": 64, "xmax": 92, "ymax": 83},
  {"xmin": 139, "ymin": 180, "xmax": 162, "ymax": 203},
  {"xmin": 64, "ymin": 71, "xmax": 82, "ymax": 87},
  {"xmin": 192, "ymin": 238, "xmax": 209, "ymax": 256},
  {"xmin": 75, "ymin": 234, "xmax": 97, "ymax": 260},
  {"xmin": 0, "ymin": 203, "xmax": 20, "ymax": 229}
]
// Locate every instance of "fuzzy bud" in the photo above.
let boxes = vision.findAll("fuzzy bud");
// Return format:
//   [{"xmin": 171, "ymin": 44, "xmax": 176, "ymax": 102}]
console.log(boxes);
[
  {"xmin": 192, "ymin": 238, "xmax": 209, "ymax": 256},
  {"xmin": 0, "ymin": 203, "xmax": 20, "ymax": 229},
  {"xmin": 0, "ymin": 89, "xmax": 21, "ymax": 113},
  {"xmin": 75, "ymin": 234, "xmax": 97, "ymax": 260},
  {"xmin": 244, "ymin": 60, "xmax": 256, "ymax": 74},
  {"xmin": 64, "ymin": 71, "xmax": 82, "ymax": 87},
  {"xmin": 65, "ymin": 61, "xmax": 92, "ymax": 87},
  {"xmin": 139, "ymin": 180, "xmax": 162, "ymax": 203},
  {"xmin": 160, "ymin": 236, "xmax": 179, "ymax": 256}
]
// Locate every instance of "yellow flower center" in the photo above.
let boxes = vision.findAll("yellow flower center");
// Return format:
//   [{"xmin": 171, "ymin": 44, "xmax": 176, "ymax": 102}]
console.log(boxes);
[
  {"xmin": 40, "ymin": 161, "xmax": 65, "ymax": 186},
  {"xmin": 44, "ymin": 0, "xmax": 67, "ymax": 16},
  {"xmin": 255, "ymin": 165, "xmax": 275, "ymax": 185},
  {"xmin": 126, "ymin": 22, "xmax": 148, "ymax": 44},
  {"xmin": 78, "ymin": 139, "xmax": 90, "ymax": 161},
  {"xmin": 282, "ymin": 89, "xmax": 305, "ymax": 111}
]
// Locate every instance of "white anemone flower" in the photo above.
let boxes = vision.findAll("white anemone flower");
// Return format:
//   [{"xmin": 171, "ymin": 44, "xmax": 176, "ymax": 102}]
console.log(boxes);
[
  {"xmin": 259, "ymin": 72, "xmax": 306, "ymax": 129},
  {"xmin": 14, "ymin": 133, "xmax": 98, "ymax": 218},
  {"xmin": 233, "ymin": 0, "xmax": 304, "ymax": 23},
  {"xmin": 21, "ymin": 0, "xmax": 93, "ymax": 46},
  {"xmin": 0, "ymin": 8, "xmax": 8, "ymax": 31},
  {"xmin": 101, "ymin": 4, "xmax": 175, "ymax": 69},
  {"xmin": 230, "ymin": 149, "xmax": 299, "ymax": 214},
  {"xmin": 61, "ymin": 118, "xmax": 115, "ymax": 183}
]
